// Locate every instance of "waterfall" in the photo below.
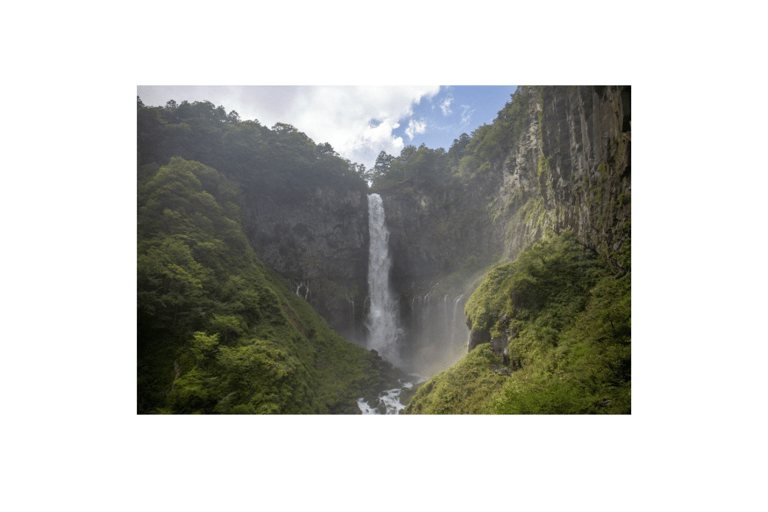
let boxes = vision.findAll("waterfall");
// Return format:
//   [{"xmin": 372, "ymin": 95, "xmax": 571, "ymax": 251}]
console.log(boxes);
[
  {"xmin": 364, "ymin": 193, "xmax": 468, "ymax": 379},
  {"xmin": 452, "ymin": 294, "xmax": 464, "ymax": 330},
  {"xmin": 405, "ymin": 293, "xmax": 469, "ymax": 377},
  {"xmin": 357, "ymin": 193, "xmax": 412, "ymax": 413},
  {"xmin": 366, "ymin": 193, "xmax": 400, "ymax": 364}
]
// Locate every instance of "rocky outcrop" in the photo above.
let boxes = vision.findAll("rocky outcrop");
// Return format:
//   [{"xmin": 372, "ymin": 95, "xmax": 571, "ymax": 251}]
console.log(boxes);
[
  {"xmin": 240, "ymin": 185, "xmax": 369, "ymax": 343},
  {"xmin": 467, "ymin": 329, "xmax": 490, "ymax": 352},
  {"xmin": 497, "ymin": 86, "xmax": 631, "ymax": 267}
]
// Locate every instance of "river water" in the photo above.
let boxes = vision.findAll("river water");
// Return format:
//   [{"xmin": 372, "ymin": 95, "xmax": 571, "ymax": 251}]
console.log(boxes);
[{"xmin": 357, "ymin": 381, "xmax": 414, "ymax": 414}]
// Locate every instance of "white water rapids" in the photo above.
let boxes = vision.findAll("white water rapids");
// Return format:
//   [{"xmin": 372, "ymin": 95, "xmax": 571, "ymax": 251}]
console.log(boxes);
[{"xmin": 357, "ymin": 382, "xmax": 413, "ymax": 415}]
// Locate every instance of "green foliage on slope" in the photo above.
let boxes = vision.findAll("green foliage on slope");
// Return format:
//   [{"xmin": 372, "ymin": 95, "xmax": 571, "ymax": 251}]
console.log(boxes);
[
  {"xmin": 468, "ymin": 86, "xmax": 532, "ymax": 165},
  {"xmin": 404, "ymin": 345, "xmax": 509, "ymax": 414},
  {"xmin": 405, "ymin": 232, "xmax": 631, "ymax": 414},
  {"xmin": 137, "ymin": 157, "xmax": 401, "ymax": 414}
]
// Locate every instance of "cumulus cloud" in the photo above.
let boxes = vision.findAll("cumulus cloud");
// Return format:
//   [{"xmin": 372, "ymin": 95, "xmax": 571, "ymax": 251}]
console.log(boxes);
[
  {"xmin": 137, "ymin": 85, "xmax": 441, "ymax": 170},
  {"xmin": 405, "ymin": 119, "xmax": 426, "ymax": 140}
]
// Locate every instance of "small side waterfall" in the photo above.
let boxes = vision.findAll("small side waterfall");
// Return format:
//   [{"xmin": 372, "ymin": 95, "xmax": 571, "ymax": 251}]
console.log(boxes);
[
  {"xmin": 365, "ymin": 194, "xmax": 400, "ymax": 364},
  {"xmin": 404, "ymin": 292, "xmax": 469, "ymax": 377}
]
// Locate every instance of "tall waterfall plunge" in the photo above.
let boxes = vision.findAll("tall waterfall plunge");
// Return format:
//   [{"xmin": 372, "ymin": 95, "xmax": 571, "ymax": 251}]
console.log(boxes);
[
  {"xmin": 364, "ymin": 193, "xmax": 469, "ymax": 379},
  {"xmin": 366, "ymin": 194, "xmax": 400, "ymax": 364}
]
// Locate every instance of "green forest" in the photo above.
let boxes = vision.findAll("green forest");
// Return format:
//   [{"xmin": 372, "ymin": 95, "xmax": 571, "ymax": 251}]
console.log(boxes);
[{"xmin": 137, "ymin": 86, "xmax": 630, "ymax": 414}]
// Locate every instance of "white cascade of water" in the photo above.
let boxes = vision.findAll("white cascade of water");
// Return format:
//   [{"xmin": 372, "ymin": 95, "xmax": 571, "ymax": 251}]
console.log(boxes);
[
  {"xmin": 405, "ymin": 293, "xmax": 469, "ymax": 377},
  {"xmin": 452, "ymin": 294, "xmax": 464, "ymax": 331},
  {"xmin": 365, "ymin": 193, "xmax": 400, "ymax": 364},
  {"xmin": 357, "ymin": 382, "xmax": 414, "ymax": 415}
]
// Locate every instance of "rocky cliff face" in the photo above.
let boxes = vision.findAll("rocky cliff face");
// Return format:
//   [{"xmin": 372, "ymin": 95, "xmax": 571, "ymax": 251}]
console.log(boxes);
[
  {"xmin": 382, "ymin": 167, "xmax": 499, "ymax": 297},
  {"xmin": 497, "ymin": 86, "xmax": 631, "ymax": 267},
  {"xmin": 240, "ymin": 185, "xmax": 369, "ymax": 343},
  {"xmin": 380, "ymin": 86, "xmax": 630, "ymax": 366},
  {"xmin": 383, "ymin": 187, "xmax": 462, "ymax": 294}
]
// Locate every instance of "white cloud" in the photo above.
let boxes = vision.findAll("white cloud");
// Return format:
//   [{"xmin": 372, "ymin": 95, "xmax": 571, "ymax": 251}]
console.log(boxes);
[
  {"xmin": 405, "ymin": 119, "xmax": 426, "ymax": 140},
  {"xmin": 284, "ymin": 86, "xmax": 440, "ymax": 167},
  {"xmin": 460, "ymin": 104, "xmax": 474, "ymax": 125},
  {"xmin": 440, "ymin": 96, "xmax": 453, "ymax": 116}
]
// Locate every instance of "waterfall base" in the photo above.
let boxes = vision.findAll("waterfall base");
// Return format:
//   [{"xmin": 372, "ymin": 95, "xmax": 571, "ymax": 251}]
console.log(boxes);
[{"xmin": 357, "ymin": 381, "xmax": 414, "ymax": 415}]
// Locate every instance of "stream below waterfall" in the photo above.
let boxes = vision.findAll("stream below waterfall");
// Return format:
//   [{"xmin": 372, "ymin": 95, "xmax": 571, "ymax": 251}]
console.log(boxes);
[{"xmin": 357, "ymin": 381, "xmax": 414, "ymax": 414}]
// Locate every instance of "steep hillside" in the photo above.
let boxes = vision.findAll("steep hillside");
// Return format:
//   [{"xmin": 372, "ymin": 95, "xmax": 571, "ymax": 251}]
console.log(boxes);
[
  {"xmin": 405, "ymin": 232, "xmax": 630, "ymax": 414},
  {"xmin": 137, "ymin": 157, "xmax": 404, "ymax": 414},
  {"xmin": 138, "ymin": 100, "xmax": 370, "ymax": 342}
]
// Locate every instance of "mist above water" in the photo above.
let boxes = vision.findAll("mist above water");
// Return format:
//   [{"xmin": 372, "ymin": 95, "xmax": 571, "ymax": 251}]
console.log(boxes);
[{"xmin": 401, "ymin": 293, "xmax": 469, "ymax": 378}]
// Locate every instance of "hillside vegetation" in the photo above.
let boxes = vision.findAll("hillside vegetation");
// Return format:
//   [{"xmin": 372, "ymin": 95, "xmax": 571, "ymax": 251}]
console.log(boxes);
[
  {"xmin": 138, "ymin": 96, "xmax": 369, "ymax": 207},
  {"xmin": 406, "ymin": 232, "xmax": 630, "ymax": 414},
  {"xmin": 137, "ymin": 157, "xmax": 402, "ymax": 413}
]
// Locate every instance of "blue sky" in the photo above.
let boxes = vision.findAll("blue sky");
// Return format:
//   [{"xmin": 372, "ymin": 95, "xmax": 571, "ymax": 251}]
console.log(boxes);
[
  {"xmin": 138, "ymin": 85, "xmax": 517, "ymax": 170},
  {"xmin": 391, "ymin": 85, "xmax": 517, "ymax": 154}
]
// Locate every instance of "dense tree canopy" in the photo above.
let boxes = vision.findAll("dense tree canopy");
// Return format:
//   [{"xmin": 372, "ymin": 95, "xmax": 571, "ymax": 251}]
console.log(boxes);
[
  {"xmin": 139, "ymin": 87, "xmax": 537, "ymax": 200},
  {"xmin": 137, "ymin": 98, "xmax": 368, "ymax": 202}
]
